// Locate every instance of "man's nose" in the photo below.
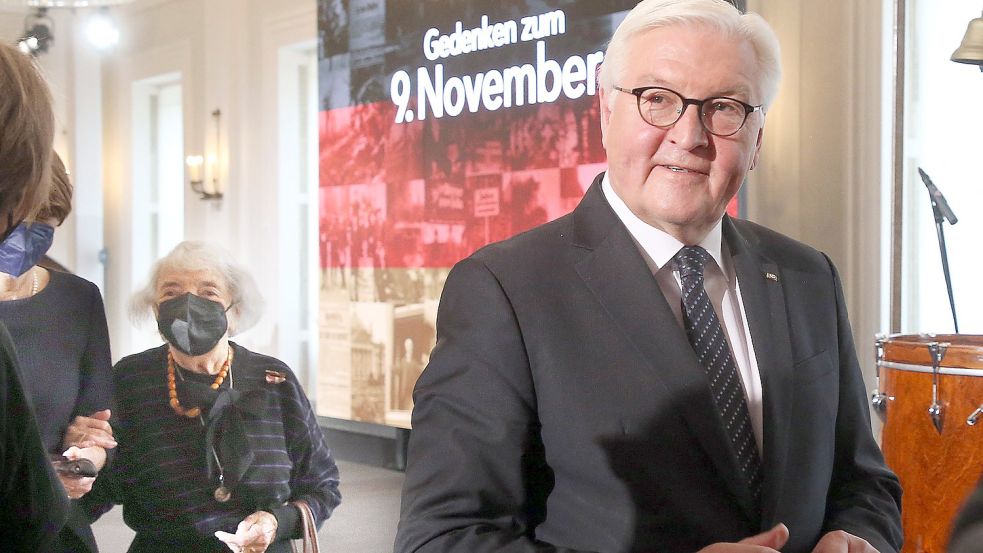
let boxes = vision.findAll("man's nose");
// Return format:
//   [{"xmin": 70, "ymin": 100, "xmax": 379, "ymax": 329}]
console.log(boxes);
[{"xmin": 666, "ymin": 103, "xmax": 709, "ymax": 150}]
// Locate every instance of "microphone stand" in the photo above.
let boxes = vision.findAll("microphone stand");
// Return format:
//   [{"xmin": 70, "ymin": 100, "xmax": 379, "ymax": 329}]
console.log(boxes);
[{"xmin": 917, "ymin": 168, "xmax": 959, "ymax": 333}]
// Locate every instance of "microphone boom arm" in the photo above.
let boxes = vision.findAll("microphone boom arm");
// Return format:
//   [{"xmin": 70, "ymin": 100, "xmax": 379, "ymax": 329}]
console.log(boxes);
[
  {"xmin": 918, "ymin": 168, "xmax": 958, "ymax": 224},
  {"xmin": 917, "ymin": 167, "xmax": 959, "ymax": 333}
]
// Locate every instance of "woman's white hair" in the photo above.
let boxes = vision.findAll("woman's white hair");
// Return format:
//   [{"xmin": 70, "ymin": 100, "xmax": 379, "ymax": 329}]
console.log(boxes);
[
  {"xmin": 599, "ymin": 0, "xmax": 782, "ymax": 109},
  {"xmin": 130, "ymin": 240, "xmax": 264, "ymax": 336}
]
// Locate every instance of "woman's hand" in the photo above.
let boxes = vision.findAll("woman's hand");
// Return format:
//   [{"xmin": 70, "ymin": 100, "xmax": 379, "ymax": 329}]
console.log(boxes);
[
  {"xmin": 59, "ymin": 411, "xmax": 112, "ymax": 497},
  {"xmin": 56, "ymin": 446, "xmax": 96, "ymax": 500},
  {"xmin": 215, "ymin": 510, "xmax": 278, "ymax": 553},
  {"xmin": 57, "ymin": 473, "xmax": 95, "ymax": 500},
  {"xmin": 62, "ymin": 409, "xmax": 117, "ymax": 451}
]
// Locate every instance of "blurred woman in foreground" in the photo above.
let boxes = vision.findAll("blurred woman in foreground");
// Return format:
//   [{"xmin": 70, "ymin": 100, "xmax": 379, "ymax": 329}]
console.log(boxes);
[
  {"xmin": 0, "ymin": 153, "xmax": 114, "ymax": 552},
  {"xmin": 0, "ymin": 40, "xmax": 72, "ymax": 551}
]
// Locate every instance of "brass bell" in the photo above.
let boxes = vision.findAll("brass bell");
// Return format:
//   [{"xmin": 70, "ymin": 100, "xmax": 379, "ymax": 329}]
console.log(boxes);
[{"xmin": 951, "ymin": 11, "xmax": 983, "ymax": 70}]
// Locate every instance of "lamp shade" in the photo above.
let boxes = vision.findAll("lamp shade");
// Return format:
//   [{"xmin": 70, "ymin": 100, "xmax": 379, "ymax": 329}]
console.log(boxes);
[{"xmin": 952, "ymin": 12, "xmax": 983, "ymax": 65}]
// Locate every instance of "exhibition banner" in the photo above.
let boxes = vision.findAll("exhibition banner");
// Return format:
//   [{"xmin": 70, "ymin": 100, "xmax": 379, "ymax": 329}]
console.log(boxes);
[{"xmin": 317, "ymin": 0, "xmax": 738, "ymax": 427}]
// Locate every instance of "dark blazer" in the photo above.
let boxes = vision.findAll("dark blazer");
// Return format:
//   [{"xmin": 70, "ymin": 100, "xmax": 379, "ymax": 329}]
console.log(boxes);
[{"xmin": 395, "ymin": 175, "xmax": 902, "ymax": 553}]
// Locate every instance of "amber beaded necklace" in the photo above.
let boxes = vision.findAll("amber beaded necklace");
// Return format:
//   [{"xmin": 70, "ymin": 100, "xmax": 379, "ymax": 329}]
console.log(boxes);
[
  {"xmin": 168, "ymin": 346, "xmax": 236, "ymax": 501},
  {"xmin": 166, "ymin": 346, "xmax": 233, "ymax": 418}
]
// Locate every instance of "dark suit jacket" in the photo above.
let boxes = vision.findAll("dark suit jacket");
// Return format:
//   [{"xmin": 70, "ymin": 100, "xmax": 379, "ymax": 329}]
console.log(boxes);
[{"xmin": 395, "ymin": 175, "xmax": 902, "ymax": 553}]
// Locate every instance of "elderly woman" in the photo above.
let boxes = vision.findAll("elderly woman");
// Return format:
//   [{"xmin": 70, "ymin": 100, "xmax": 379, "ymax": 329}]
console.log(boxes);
[{"xmin": 84, "ymin": 241, "xmax": 340, "ymax": 552}]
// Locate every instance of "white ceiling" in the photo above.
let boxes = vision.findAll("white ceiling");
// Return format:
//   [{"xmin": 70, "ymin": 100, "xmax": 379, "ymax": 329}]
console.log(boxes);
[
  {"xmin": 0, "ymin": 0, "xmax": 139, "ymax": 16},
  {"xmin": 0, "ymin": 0, "xmax": 137, "ymax": 6}
]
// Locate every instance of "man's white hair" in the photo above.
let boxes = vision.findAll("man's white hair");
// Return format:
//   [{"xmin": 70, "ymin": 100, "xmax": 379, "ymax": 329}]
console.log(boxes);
[
  {"xmin": 130, "ymin": 240, "xmax": 264, "ymax": 336},
  {"xmin": 599, "ymin": 0, "xmax": 782, "ymax": 110}
]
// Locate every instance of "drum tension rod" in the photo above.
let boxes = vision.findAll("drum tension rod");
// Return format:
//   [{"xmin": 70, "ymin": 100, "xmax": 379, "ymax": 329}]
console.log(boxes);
[
  {"xmin": 927, "ymin": 341, "xmax": 948, "ymax": 435},
  {"xmin": 871, "ymin": 335, "xmax": 889, "ymax": 421},
  {"xmin": 969, "ymin": 405, "xmax": 983, "ymax": 427}
]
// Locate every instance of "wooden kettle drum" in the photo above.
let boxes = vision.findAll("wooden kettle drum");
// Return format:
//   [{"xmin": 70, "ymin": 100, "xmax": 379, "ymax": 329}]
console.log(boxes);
[{"xmin": 871, "ymin": 334, "xmax": 983, "ymax": 553}]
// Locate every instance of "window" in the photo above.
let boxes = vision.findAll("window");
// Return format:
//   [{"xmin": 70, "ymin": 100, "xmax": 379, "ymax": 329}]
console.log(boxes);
[
  {"xmin": 277, "ymin": 42, "xmax": 319, "ymax": 396},
  {"xmin": 131, "ymin": 75, "xmax": 185, "ymax": 351},
  {"xmin": 900, "ymin": 1, "xmax": 983, "ymax": 333}
]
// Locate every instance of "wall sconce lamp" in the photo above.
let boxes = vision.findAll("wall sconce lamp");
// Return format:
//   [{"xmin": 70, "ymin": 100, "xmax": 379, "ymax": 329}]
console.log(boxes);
[
  {"xmin": 185, "ymin": 109, "xmax": 224, "ymax": 200},
  {"xmin": 186, "ymin": 153, "xmax": 205, "ymax": 192},
  {"xmin": 952, "ymin": 11, "xmax": 983, "ymax": 71}
]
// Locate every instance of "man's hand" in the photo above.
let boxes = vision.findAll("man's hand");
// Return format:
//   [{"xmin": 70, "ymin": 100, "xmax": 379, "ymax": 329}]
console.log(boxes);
[
  {"xmin": 811, "ymin": 530, "xmax": 878, "ymax": 553},
  {"xmin": 697, "ymin": 523, "xmax": 789, "ymax": 552},
  {"xmin": 215, "ymin": 510, "xmax": 278, "ymax": 553},
  {"xmin": 62, "ymin": 409, "xmax": 116, "ymax": 450}
]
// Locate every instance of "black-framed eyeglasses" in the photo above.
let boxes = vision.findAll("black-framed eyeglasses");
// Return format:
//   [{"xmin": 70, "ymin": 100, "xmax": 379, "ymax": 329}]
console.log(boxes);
[{"xmin": 613, "ymin": 85, "xmax": 763, "ymax": 137}]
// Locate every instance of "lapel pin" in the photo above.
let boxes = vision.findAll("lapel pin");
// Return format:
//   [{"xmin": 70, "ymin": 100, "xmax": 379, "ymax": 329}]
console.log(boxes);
[
  {"xmin": 764, "ymin": 272, "xmax": 779, "ymax": 282},
  {"xmin": 265, "ymin": 370, "xmax": 287, "ymax": 384}
]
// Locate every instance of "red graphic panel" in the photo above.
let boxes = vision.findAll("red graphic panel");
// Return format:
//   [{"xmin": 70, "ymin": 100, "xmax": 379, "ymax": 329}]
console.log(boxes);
[{"xmin": 318, "ymin": 98, "xmax": 607, "ymax": 271}]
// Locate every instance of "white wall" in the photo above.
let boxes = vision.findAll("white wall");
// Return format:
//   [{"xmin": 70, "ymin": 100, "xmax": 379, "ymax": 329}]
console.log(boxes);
[
  {"xmin": 0, "ymin": 9, "xmax": 22, "ymax": 39},
  {"xmin": 101, "ymin": 0, "xmax": 201, "ymax": 360},
  {"xmin": 98, "ymin": 0, "xmax": 315, "ymax": 364}
]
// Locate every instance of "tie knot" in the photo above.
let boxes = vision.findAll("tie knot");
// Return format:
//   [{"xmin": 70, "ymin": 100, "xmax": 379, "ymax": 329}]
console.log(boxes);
[{"xmin": 674, "ymin": 246, "xmax": 710, "ymax": 280}]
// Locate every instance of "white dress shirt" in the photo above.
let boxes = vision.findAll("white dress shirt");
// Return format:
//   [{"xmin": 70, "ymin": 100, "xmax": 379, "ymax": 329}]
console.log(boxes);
[{"xmin": 601, "ymin": 173, "xmax": 764, "ymax": 455}]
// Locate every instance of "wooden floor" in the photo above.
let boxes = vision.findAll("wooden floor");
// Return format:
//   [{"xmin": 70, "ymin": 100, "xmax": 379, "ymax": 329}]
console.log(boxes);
[{"xmin": 91, "ymin": 460, "xmax": 405, "ymax": 552}]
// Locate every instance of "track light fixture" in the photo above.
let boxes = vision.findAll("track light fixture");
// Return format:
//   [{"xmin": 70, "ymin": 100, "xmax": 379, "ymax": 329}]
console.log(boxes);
[{"xmin": 17, "ymin": 8, "xmax": 54, "ymax": 57}]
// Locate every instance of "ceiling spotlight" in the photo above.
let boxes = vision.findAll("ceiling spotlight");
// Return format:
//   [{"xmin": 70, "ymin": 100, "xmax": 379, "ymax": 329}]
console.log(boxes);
[
  {"xmin": 17, "ymin": 36, "xmax": 38, "ymax": 55},
  {"xmin": 84, "ymin": 8, "xmax": 119, "ymax": 50},
  {"xmin": 17, "ymin": 8, "xmax": 54, "ymax": 57}
]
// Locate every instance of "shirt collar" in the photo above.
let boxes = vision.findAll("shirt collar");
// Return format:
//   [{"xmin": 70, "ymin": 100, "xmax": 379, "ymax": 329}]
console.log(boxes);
[{"xmin": 601, "ymin": 172, "xmax": 730, "ymax": 280}]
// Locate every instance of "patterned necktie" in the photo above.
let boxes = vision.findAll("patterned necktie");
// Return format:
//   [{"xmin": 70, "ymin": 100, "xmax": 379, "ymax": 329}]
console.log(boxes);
[{"xmin": 674, "ymin": 246, "xmax": 763, "ymax": 505}]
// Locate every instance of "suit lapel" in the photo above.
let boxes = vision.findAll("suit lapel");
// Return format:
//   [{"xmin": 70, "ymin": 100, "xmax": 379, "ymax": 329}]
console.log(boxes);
[
  {"xmin": 571, "ymin": 178, "xmax": 754, "ymax": 521},
  {"xmin": 724, "ymin": 218, "xmax": 794, "ymax": 530}
]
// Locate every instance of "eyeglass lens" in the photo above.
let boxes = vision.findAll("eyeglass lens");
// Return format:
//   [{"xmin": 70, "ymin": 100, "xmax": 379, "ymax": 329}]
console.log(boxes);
[{"xmin": 638, "ymin": 88, "xmax": 748, "ymax": 136}]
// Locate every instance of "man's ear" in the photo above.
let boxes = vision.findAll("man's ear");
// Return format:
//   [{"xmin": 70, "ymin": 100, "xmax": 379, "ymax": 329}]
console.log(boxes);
[
  {"xmin": 599, "ymin": 85, "xmax": 612, "ymax": 149},
  {"xmin": 749, "ymin": 126, "xmax": 764, "ymax": 171}
]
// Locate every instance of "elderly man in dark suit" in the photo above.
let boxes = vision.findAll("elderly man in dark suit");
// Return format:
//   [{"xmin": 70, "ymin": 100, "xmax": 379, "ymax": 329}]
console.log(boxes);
[{"xmin": 394, "ymin": 1, "xmax": 903, "ymax": 552}]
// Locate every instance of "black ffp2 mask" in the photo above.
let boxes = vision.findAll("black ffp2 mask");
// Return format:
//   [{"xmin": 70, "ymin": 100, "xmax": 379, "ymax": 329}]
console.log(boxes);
[{"xmin": 157, "ymin": 293, "xmax": 230, "ymax": 356}]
